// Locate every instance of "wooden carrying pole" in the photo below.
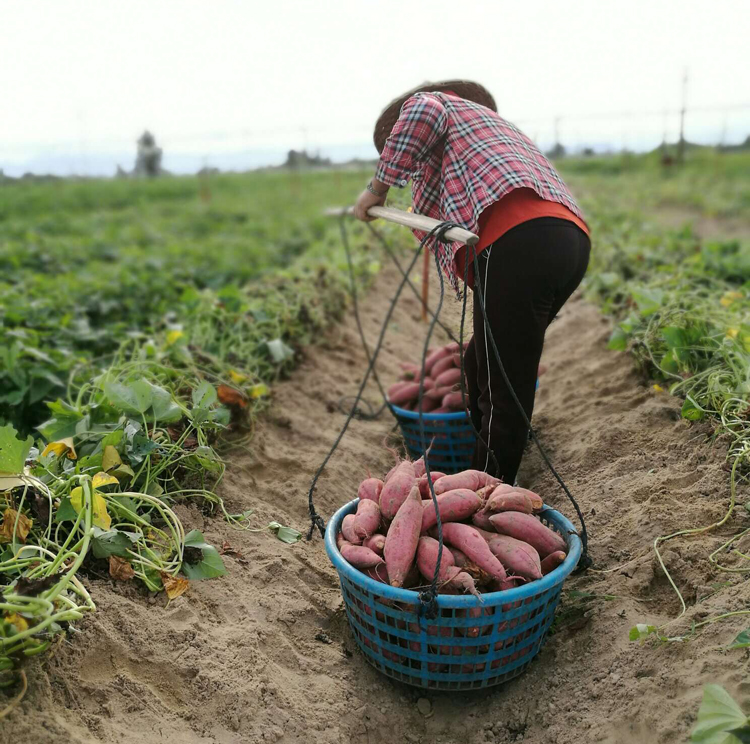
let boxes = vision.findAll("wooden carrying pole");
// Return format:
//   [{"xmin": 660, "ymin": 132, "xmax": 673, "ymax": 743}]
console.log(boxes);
[{"xmin": 325, "ymin": 206, "xmax": 479, "ymax": 246}]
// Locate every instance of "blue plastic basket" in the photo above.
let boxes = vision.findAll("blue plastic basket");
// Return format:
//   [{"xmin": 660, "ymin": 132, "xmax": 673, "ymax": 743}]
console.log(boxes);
[
  {"xmin": 325, "ymin": 499, "xmax": 581, "ymax": 690},
  {"xmin": 391, "ymin": 406, "xmax": 475, "ymax": 474},
  {"xmin": 390, "ymin": 380, "xmax": 539, "ymax": 475}
]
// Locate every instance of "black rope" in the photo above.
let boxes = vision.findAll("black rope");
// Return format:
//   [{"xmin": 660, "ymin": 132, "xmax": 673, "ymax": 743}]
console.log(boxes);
[
  {"xmin": 365, "ymin": 222, "xmax": 461, "ymax": 345},
  {"xmin": 335, "ymin": 218, "xmax": 390, "ymax": 420},
  {"xmin": 306, "ymin": 222, "xmax": 458, "ymax": 540},
  {"xmin": 470, "ymin": 249, "xmax": 591, "ymax": 569}
]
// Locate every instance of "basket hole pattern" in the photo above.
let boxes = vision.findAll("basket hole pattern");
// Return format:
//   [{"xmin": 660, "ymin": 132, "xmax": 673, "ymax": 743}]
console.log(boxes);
[{"xmin": 397, "ymin": 413, "xmax": 475, "ymax": 474}]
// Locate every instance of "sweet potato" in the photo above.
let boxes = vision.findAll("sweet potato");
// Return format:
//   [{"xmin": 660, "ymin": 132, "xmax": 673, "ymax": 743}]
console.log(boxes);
[
  {"xmin": 442, "ymin": 391, "xmax": 466, "ymax": 409},
  {"xmin": 540, "ymin": 550, "xmax": 566, "ymax": 575},
  {"xmin": 336, "ymin": 531, "xmax": 347, "ymax": 551},
  {"xmin": 489, "ymin": 512, "xmax": 567, "ymax": 558},
  {"xmin": 416, "ymin": 536, "xmax": 456, "ymax": 582},
  {"xmin": 510, "ymin": 486, "xmax": 545, "ymax": 511},
  {"xmin": 445, "ymin": 570, "xmax": 482, "ymax": 598},
  {"xmin": 421, "ymin": 489, "xmax": 483, "ymax": 532},
  {"xmin": 430, "ymin": 355, "xmax": 455, "ymax": 380},
  {"xmin": 380, "ymin": 460, "xmax": 417, "ymax": 520},
  {"xmin": 484, "ymin": 534, "xmax": 542, "ymax": 581},
  {"xmin": 353, "ymin": 499, "xmax": 381, "ymax": 540},
  {"xmin": 416, "ymin": 396, "xmax": 439, "ymax": 413},
  {"xmin": 357, "ymin": 477, "xmax": 384, "ymax": 504},
  {"xmin": 432, "ymin": 522, "xmax": 507, "ymax": 583},
  {"xmin": 398, "ymin": 362, "xmax": 421, "ymax": 379},
  {"xmin": 388, "ymin": 381, "xmax": 422, "ymax": 406},
  {"xmin": 434, "ymin": 469, "xmax": 500, "ymax": 495},
  {"xmin": 362, "ymin": 564, "xmax": 389, "ymax": 583},
  {"xmin": 413, "ymin": 457, "xmax": 426, "ymax": 478},
  {"xmin": 417, "ymin": 471, "xmax": 447, "ymax": 499},
  {"xmin": 424, "ymin": 346, "xmax": 450, "ymax": 375},
  {"xmin": 431, "ymin": 406, "xmax": 451, "ymax": 413},
  {"xmin": 363, "ymin": 534, "xmax": 386, "ymax": 556},
  {"xmin": 341, "ymin": 514, "xmax": 361, "ymax": 545},
  {"xmin": 340, "ymin": 543, "xmax": 385, "ymax": 569},
  {"xmin": 434, "ymin": 367, "xmax": 463, "ymax": 388},
  {"xmin": 425, "ymin": 385, "xmax": 452, "ymax": 402},
  {"xmin": 384, "ymin": 486, "xmax": 422, "ymax": 587},
  {"xmin": 471, "ymin": 509, "xmax": 496, "ymax": 531},
  {"xmin": 484, "ymin": 490, "xmax": 537, "ymax": 515}
]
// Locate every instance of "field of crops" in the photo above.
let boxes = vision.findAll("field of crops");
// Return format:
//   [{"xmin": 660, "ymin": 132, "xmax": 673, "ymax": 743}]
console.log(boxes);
[
  {"xmin": 3, "ymin": 151, "xmax": 750, "ymax": 743},
  {"xmin": 0, "ymin": 168, "xmax": 393, "ymax": 690}
]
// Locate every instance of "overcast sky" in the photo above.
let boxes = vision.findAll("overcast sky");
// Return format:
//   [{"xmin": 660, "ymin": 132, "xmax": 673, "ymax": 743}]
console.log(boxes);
[{"xmin": 2, "ymin": 0, "xmax": 749, "ymax": 175}]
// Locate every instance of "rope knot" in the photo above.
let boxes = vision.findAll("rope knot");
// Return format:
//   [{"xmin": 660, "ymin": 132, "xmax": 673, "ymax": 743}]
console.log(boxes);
[{"xmin": 418, "ymin": 587, "xmax": 439, "ymax": 620}]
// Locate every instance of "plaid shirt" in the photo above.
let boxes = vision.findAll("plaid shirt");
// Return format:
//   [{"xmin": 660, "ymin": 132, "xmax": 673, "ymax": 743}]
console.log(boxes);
[{"xmin": 375, "ymin": 92, "xmax": 586, "ymax": 293}]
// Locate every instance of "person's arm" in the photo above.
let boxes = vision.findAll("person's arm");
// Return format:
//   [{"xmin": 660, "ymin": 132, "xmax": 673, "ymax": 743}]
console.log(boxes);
[{"xmin": 354, "ymin": 94, "xmax": 447, "ymax": 222}]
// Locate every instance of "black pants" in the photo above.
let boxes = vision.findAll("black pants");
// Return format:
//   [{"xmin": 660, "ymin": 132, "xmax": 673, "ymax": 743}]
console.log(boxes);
[{"xmin": 463, "ymin": 217, "xmax": 591, "ymax": 484}]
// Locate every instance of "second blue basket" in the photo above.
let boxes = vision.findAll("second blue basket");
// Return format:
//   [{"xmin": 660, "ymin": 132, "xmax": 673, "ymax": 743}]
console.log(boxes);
[{"xmin": 391, "ymin": 406, "xmax": 475, "ymax": 474}]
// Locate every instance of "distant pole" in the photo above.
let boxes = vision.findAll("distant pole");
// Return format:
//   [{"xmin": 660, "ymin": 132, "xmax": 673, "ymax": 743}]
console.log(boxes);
[{"xmin": 678, "ymin": 68, "xmax": 688, "ymax": 163}]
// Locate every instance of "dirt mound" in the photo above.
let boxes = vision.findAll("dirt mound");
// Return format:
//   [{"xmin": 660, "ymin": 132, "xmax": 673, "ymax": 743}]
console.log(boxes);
[{"xmin": 5, "ymin": 262, "xmax": 749, "ymax": 744}]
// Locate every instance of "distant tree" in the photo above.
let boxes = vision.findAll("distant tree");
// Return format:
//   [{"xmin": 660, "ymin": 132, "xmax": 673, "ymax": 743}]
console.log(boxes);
[{"xmin": 547, "ymin": 142, "xmax": 566, "ymax": 159}]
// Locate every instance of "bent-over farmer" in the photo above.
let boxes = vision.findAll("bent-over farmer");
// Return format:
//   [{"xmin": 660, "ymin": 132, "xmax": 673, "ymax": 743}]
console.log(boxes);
[{"xmin": 354, "ymin": 80, "xmax": 590, "ymax": 485}]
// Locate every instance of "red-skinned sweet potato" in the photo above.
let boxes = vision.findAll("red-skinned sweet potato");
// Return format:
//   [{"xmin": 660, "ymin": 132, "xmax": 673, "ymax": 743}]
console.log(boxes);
[
  {"xmin": 489, "ymin": 512, "xmax": 567, "ymax": 558},
  {"xmin": 540, "ymin": 550, "xmax": 566, "ymax": 575},
  {"xmin": 358, "ymin": 477, "xmax": 384, "ymax": 503},
  {"xmin": 341, "ymin": 514, "xmax": 361, "ymax": 545},
  {"xmin": 430, "ymin": 522, "xmax": 507, "ymax": 583},
  {"xmin": 434, "ymin": 470, "xmax": 500, "ymax": 495},
  {"xmin": 340, "ymin": 543, "xmax": 385, "ymax": 569},
  {"xmin": 384, "ymin": 486, "xmax": 422, "ymax": 587},
  {"xmin": 415, "ymin": 535, "xmax": 456, "ymax": 582},
  {"xmin": 417, "ymin": 471, "xmax": 447, "ymax": 499},
  {"xmin": 430, "ymin": 355, "xmax": 455, "ymax": 380},
  {"xmin": 421, "ymin": 489, "xmax": 483, "ymax": 532},
  {"xmin": 484, "ymin": 534, "xmax": 542, "ymax": 581},
  {"xmin": 380, "ymin": 460, "xmax": 417, "ymax": 520},
  {"xmin": 363, "ymin": 534, "xmax": 386, "ymax": 555},
  {"xmin": 353, "ymin": 499, "xmax": 381, "ymax": 540},
  {"xmin": 442, "ymin": 391, "xmax": 466, "ymax": 409},
  {"xmin": 435, "ymin": 367, "xmax": 463, "ymax": 388},
  {"xmin": 388, "ymin": 382, "xmax": 422, "ymax": 406}
]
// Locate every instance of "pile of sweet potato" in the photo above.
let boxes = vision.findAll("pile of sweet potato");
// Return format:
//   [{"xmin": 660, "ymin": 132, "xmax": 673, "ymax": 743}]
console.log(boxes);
[
  {"xmin": 337, "ymin": 458, "xmax": 568, "ymax": 595},
  {"xmin": 386, "ymin": 341, "xmax": 469, "ymax": 413}
]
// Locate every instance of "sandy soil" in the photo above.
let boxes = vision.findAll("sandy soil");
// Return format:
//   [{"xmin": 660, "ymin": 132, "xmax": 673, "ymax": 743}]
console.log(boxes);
[{"xmin": 5, "ymin": 258, "xmax": 750, "ymax": 744}]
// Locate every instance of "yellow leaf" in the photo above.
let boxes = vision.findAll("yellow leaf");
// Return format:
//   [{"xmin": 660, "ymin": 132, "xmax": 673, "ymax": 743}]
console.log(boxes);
[
  {"xmin": 102, "ymin": 445, "xmax": 122, "ymax": 472},
  {"xmin": 5, "ymin": 613, "xmax": 29, "ymax": 633},
  {"xmin": 726, "ymin": 328, "xmax": 739, "ymax": 339},
  {"xmin": 160, "ymin": 573, "xmax": 189, "ymax": 600},
  {"xmin": 92, "ymin": 471, "xmax": 119, "ymax": 488},
  {"xmin": 0, "ymin": 508, "xmax": 33, "ymax": 544},
  {"xmin": 166, "ymin": 329, "xmax": 185, "ymax": 346},
  {"xmin": 652, "ymin": 384, "xmax": 664, "ymax": 393},
  {"xmin": 42, "ymin": 437, "xmax": 77, "ymax": 460},
  {"xmin": 228, "ymin": 369, "xmax": 247, "ymax": 384},
  {"xmin": 720, "ymin": 291, "xmax": 744, "ymax": 307},
  {"xmin": 70, "ymin": 487, "xmax": 111, "ymax": 530},
  {"xmin": 249, "ymin": 383, "xmax": 269, "ymax": 399}
]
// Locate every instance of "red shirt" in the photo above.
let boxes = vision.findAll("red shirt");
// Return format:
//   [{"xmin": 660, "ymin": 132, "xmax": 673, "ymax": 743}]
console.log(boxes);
[
  {"xmin": 375, "ymin": 91, "xmax": 586, "ymax": 294},
  {"xmin": 455, "ymin": 188, "xmax": 590, "ymax": 287}
]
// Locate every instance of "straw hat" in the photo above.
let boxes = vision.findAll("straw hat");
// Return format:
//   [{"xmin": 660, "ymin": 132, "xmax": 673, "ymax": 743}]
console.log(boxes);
[{"xmin": 373, "ymin": 80, "xmax": 497, "ymax": 153}]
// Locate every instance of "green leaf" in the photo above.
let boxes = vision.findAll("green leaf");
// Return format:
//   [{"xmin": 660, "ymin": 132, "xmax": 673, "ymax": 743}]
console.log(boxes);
[
  {"xmin": 55, "ymin": 496, "xmax": 78, "ymax": 523},
  {"xmin": 692, "ymin": 684, "xmax": 748, "ymax": 743},
  {"xmin": 182, "ymin": 530, "xmax": 226, "ymax": 580},
  {"xmin": 91, "ymin": 526, "xmax": 137, "ymax": 559},
  {"xmin": 631, "ymin": 287, "xmax": 665, "ymax": 317},
  {"xmin": 145, "ymin": 381, "xmax": 184, "ymax": 423},
  {"xmin": 0, "ymin": 424, "xmax": 34, "ymax": 473},
  {"xmin": 104, "ymin": 380, "xmax": 152, "ymax": 415},
  {"xmin": 629, "ymin": 623, "xmax": 657, "ymax": 642},
  {"xmin": 682, "ymin": 396, "xmax": 705, "ymax": 421},
  {"xmin": 266, "ymin": 338, "xmax": 294, "ymax": 364},
  {"xmin": 192, "ymin": 381, "xmax": 217, "ymax": 409},
  {"xmin": 607, "ymin": 326, "xmax": 628, "ymax": 351},
  {"xmin": 268, "ymin": 521, "xmax": 302, "ymax": 544},
  {"xmin": 729, "ymin": 630, "xmax": 750, "ymax": 650},
  {"xmin": 192, "ymin": 446, "xmax": 223, "ymax": 473}
]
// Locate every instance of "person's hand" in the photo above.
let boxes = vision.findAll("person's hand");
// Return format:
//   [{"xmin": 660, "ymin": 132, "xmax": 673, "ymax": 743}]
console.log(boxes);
[{"xmin": 353, "ymin": 182, "xmax": 388, "ymax": 221}]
